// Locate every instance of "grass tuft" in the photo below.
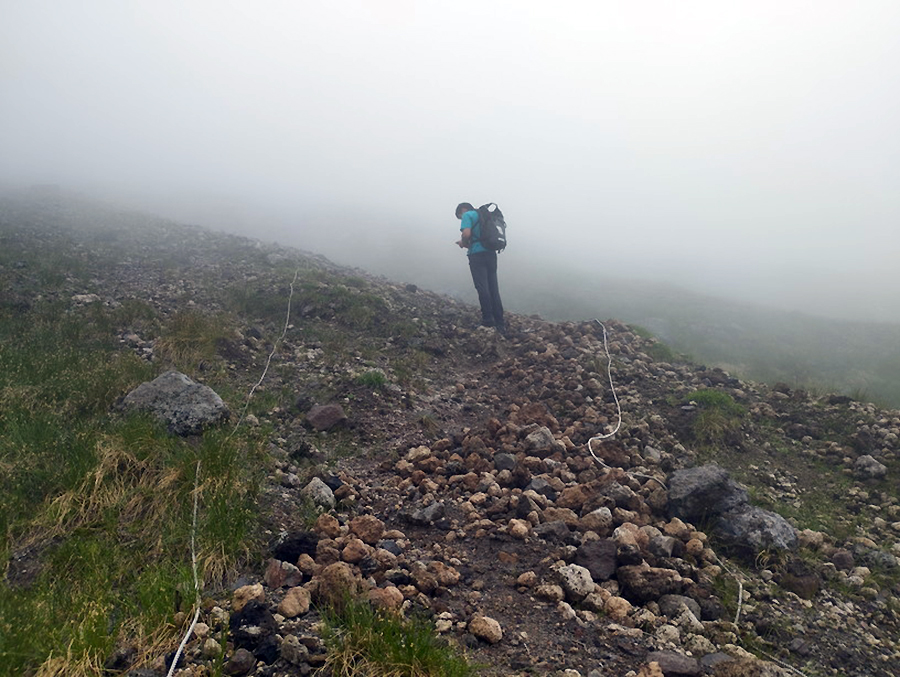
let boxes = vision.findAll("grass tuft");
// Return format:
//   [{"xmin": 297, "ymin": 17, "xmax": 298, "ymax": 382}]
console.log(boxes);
[
  {"xmin": 685, "ymin": 389, "xmax": 745, "ymax": 448},
  {"xmin": 153, "ymin": 310, "xmax": 231, "ymax": 372},
  {"xmin": 356, "ymin": 369, "xmax": 388, "ymax": 389},
  {"xmin": 321, "ymin": 596, "xmax": 478, "ymax": 677}
]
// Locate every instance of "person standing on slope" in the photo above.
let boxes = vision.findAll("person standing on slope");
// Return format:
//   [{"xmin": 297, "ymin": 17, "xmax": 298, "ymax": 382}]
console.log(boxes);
[{"xmin": 455, "ymin": 201, "xmax": 505, "ymax": 334}]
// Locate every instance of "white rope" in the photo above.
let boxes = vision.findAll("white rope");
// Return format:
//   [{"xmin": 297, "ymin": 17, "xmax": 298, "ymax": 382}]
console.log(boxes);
[
  {"xmin": 165, "ymin": 267, "xmax": 300, "ymax": 676},
  {"xmin": 229, "ymin": 267, "xmax": 301, "ymax": 439},
  {"xmin": 757, "ymin": 649, "xmax": 810, "ymax": 677},
  {"xmin": 708, "ymin": 551, "xmax": 745, "ymax": 626},
  {"xmin": 586, "ymin": 320, "xmax": 622, "ymax": 447},
  {"xmin": 584, "ymin": 320, "xmax": 667, "ymax": 490},
  {"xmin": 165, "ymin": 461, "xmax": 202, "ymax": 677}
]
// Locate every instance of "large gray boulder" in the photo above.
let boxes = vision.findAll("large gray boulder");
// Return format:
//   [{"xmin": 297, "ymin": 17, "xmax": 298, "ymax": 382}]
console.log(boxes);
[
  {"xmin": 718, "ymin": 505, "xmax": 798, "ymax": 552},
  {"xmin": 667, "ymin": 465, "xmax": 748, "ymax": 523},
  {"xmin": 121, "ymin": 370, "xmax": 230, "ymax": 436},
  {"xmin": 854, "ymin": 454, "xmax": 887, "ymax": 480},
  {"xmin": 668, "ymin": 464, "xmax": 797, "ymax": 556}
]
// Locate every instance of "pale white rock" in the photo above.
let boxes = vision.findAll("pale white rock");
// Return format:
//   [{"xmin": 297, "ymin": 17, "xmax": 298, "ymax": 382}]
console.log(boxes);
[
  {"xmin": 557, "ymin": 601, "xmax": 577, "ymax": 621},
  {"xmin": 232, "ymin": 583, "xmax": 265, "ymax": 612},
  {"xmin": 435, "ymin": 619, "xmax": 453, "ymax": 633},
  {"xmin": 301, "ymin": 477, "xmax": 335, "ymax": 509},
  {"xmin": 468, "ymin": 614, "xmax": 503, "ymax": 644},
  {"xmin": 406, "ymin": 445, "xmax": 432, "ymax": 462},
  {"xmin": 655, "ymin": 623, "xmax": 681, "ymax": 646},
  {"xmin": 278, "ymin": 586, "xmax": 311, "ymax": 618},
  {"xmin": 202, "ymin": 638, "xmax": 222, "ymax": 658},
  {"xmin": 557, "ymin": 563, "xmax": 595, "ymax": 602}
]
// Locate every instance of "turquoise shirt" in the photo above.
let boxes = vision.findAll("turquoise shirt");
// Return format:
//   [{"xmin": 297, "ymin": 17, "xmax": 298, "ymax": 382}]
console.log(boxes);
[{"xmin": 460, "ymin": 210, "xmax": 487, "ymax": 255}]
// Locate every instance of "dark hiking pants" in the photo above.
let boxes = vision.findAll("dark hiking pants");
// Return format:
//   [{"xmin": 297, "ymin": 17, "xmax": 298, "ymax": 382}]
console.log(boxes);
[{"xmin": 468, "ymin": 251, "xmax": 504, "ymax": 328}]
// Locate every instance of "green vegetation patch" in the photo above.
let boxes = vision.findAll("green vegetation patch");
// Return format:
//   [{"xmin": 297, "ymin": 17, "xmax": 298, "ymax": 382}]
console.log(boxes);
[
  {"xmin": 154, "ymin": 309, "xmax": 233, "ymax": 374},
  {"xmin": 321, "ymin": 597, "xmax": 478, "ymax": 677},
  {"xmin": 0, "ymin": 294, "xmax": 265, "ymax": 675},
  {"xmin": 356, "ymin": 369, "xmax": 388, "ymax": 389},
  {"xmin": 684, "ymin": 389, "xmax": 746, "ymax": 448}
]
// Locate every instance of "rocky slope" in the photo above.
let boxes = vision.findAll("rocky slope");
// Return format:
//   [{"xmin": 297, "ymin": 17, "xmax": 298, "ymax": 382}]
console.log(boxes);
[{"xmin": 3, "ymin": 192, "xmax": 899, "ymax": 676}]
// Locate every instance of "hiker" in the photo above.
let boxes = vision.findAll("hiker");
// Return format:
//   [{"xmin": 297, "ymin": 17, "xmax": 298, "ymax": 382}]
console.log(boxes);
[{"xmin": 455, "ymin": 201, "xmax": 505, "ymax": 334}]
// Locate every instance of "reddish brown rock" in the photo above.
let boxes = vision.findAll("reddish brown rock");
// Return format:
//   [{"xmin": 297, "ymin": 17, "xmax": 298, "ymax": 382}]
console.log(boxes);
[
  {"xmin": 264, "ymin": 558, "xmax": 303, "ymax": 588},
  {"xmin": 367, "ymin": 586, "xmax": 404, "ymax": 610},
  {"xmin": 314, "ymin": 513, "xmax": 341, "ymax": 538},
  {"xmin": 556, "ymin": 485, "xmax": 589, "ymax": 511},
  {"xmin": 349, "ymin": 514, "xmax": 385, "ymax": 545},
  {"xmin": 314, "ymin": 562, "xmax": 363, "ymax": 606},
  {"xmin": 341, "ymin": 537, "xmax": 369, "ymax": 564}
]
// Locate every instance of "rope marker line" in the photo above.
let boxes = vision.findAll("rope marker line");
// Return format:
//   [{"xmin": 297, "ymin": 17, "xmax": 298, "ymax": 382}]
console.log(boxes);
[
  {"xmin": 165, "ymin": 461, "xmax": 202, "ymax": 677},
  {"xmin": 229, "ymin": 267, "xmax": 301, "ymax": 440},
  {"xmin": 585, "ymin": 320, "xmax": 667, "ymax": 490},
  {"xmin": 166, "ymin": 266, "xmax": 300, "ymax": 677}
]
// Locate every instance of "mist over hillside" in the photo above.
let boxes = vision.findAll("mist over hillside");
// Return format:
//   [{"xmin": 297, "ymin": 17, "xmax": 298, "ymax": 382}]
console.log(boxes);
[
  {"xmin": 146, "ymin": 192, "xmax": 899, "ymax": 408},
  {"xmin": 8, "ymin": 185, "xmax": 900, "ymax": 409}
]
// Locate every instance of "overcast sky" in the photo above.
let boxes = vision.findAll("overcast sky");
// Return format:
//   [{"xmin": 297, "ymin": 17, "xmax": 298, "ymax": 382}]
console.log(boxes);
[{"xmin": 2, "ymin": 1, "xmax": 898, "ymax": 322}]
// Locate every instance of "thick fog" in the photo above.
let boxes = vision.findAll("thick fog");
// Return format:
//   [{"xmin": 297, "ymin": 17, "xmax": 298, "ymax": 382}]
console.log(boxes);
[{"xmin": 3, "ymin": 1, "xmax": 899, "ymax": 323}]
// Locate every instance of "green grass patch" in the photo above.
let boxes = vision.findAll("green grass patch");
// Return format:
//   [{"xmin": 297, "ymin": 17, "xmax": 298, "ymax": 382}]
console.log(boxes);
[
  {"xmin": 0, "ymin": 294, "xmax": 265, "ymax": 675},
  {"xmin": 393, "ymin": 350, "xmax": 431, "ymax": 388},
  {"xmin": 684, "ymin": 389, "xmax": 746, "ymax": 448},
  {"xmin": 356, "ymin": 369, "xmax": 388, "ymax": 389},
  {"xmin": 153, "ymin": 309, "xmax": 232, "ymax": 373},
  {"xmin": 320, "ymin": 596, "xmax": 478, "ymax": 677},
  {"xmin": 224, "ymin": 281, "xmax": 293, "ymax": 326}
]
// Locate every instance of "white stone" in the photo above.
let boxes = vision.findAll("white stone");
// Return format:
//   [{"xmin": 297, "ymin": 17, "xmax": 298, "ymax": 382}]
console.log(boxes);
[
  {"xmin": 468, "ymin": 614, "xmax": 503, "ymax": 644},
  {"xmin": 557, "ymin": 563, "xmax": 595, "ymax": 602},
  {"xmin": 655, "ymin": 623, "xmax": 681, "ymax": 645}
]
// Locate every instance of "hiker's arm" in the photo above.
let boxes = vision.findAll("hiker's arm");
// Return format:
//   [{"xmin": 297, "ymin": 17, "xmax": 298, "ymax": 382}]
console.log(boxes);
[{"xmin": 458, "ymin": 210, "xmax": 477, "ymax": 247}]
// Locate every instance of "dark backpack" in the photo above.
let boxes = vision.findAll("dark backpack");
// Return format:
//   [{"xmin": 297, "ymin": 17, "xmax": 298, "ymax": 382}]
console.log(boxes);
[{"xmin": 475, "ymin": 203, "xmax": 507, "ymax": 253}]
